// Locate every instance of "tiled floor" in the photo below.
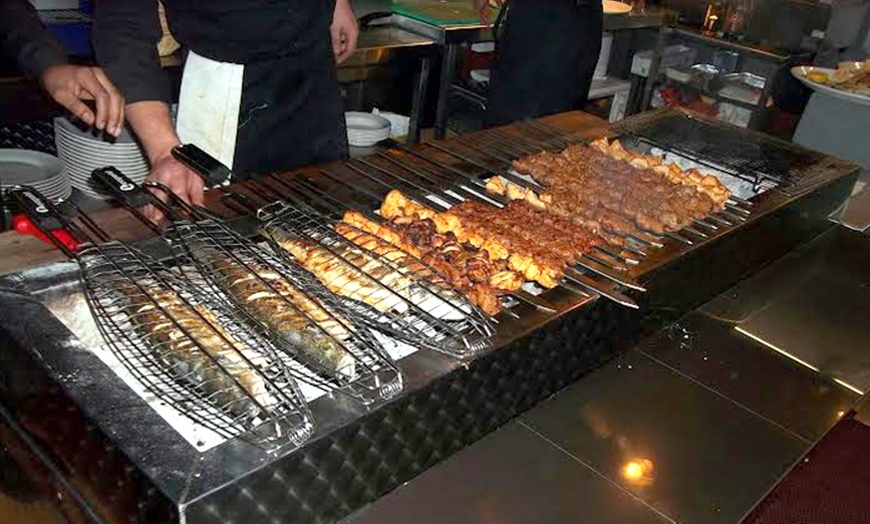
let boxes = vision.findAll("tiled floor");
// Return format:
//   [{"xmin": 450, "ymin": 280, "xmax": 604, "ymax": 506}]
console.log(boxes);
[
  {"xmin": 346, "ymin": 327, "xmax": 858, "ymax": 524},
  {"xmin": 344, "ymin": 421, "xmax": 671, "ymax": 524},
  {"xmin": 703, "ymin": 227, "xmax": 870, "ymax": 394},
  {"xmin": 520, "ymin": 350, "xmax": 813, "ymax": 524}
]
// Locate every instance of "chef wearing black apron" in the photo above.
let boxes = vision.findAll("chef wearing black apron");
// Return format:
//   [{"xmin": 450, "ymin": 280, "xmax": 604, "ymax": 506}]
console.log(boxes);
[
  {"xmin": 483, "ymin": 0, "xmax": 603, "ymax": 127},
  {"xmin": 93, "ymin": 0, "xmax": 350, "ymax": 211}
]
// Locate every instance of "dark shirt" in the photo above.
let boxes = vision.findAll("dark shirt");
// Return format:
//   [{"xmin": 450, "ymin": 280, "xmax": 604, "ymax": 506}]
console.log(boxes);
[
  {"xmin": 0, "ymin": 0, "xmax": 68, "ymax": 78},
  {"xmin": 93, "ymin": 0, "xmax": 334, "ymax": 104}
]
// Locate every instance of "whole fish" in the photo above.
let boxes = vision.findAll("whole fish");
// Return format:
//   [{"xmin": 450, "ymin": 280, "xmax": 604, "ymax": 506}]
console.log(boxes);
[
  {"xmin": 264, "ymin": 225, "xmax": 471, "ymax": 322},
  {"xmin": 116, "ymin": 280, "xmax": 276, "ymax": 418},
  {"xmin": 204, "ymin": 251, "xmax": 357, "ymax": 381}
]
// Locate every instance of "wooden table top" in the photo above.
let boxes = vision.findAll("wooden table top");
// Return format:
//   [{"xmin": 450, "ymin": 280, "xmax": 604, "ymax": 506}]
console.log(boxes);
[{"xmin": 0, "ymin": 111, "xmax": 611, "ymax": 276}]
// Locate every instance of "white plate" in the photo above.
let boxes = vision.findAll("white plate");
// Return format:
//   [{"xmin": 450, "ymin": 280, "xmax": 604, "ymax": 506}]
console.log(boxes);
[
  {"xmin": 55, "ymin": 133, "xmax": 145, "ymax": 155},
  {"xmin": 55, "ymin": 137, "xmax": 146, "ymax": 159},
  {"xmin": 56, "ymin": 148, "xmax": 148, "ymax": 167},
  {"xmin": 59, "ymin": 156, "xmax": 148, "ymax": 173},
  {"xmin": 603, "ymin": 0, "xmax": 632, "ymax": 15},
  {"xmin": 345, "ymin": 111, "xmax": 391, "ymax": 147},
  {"xmin": 791, "ymin": 66, "xmax": 870, "ymax": 107},
  {"xmin": 346, "ymin": 112, "xmax": 391, "ymax": 131},
  {"xmin": 54, "ymin": 116, "xmax": 138, "ymax": 144},
  {"xmin": 0, "ymin": 149, "xmax": 65, "ymax": 185}
]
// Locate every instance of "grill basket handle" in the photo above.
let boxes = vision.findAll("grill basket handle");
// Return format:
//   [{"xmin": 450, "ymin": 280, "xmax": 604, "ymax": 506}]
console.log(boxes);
[
  {"xmin": 172, "ymin": 144, "xmax": 233, "ymax": 187},
  {"xmin": 92, "ymin": 167, "xmax": 153, "ymax": 208}
]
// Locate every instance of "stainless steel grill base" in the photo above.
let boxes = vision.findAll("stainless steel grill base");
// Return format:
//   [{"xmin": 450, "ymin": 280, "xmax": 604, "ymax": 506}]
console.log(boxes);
[{"xmin": 0, "ymin": 110, "xmax": 859, "ymax": 524}]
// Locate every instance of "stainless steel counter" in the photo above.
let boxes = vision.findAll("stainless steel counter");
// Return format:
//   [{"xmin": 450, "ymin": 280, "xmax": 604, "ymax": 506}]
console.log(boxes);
[{"xmin": 391, "ymin": 6, "xmax": 669, "ymax": 138}]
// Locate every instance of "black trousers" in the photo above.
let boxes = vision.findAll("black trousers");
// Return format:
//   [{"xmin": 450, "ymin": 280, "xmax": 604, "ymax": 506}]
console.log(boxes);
[
  {"xmin": 233, "ymin": 35, "xmax": 348, "ymax": 178},
  {"xmin": 485, "ymin": 0, "xmax": 604, "ymax": 127}
]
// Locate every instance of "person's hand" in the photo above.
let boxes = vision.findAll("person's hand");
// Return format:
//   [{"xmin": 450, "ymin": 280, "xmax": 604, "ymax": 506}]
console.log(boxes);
[
  {"xmin": 143, "ymin": 148, "xmax": 204, "ymax": 225},
  {"xmin": 41, "ymin": 65, "xmax": 125, "ymax": 137},
  {"xmin": 473, "ymin": 0, "xmax": 503, "ymax": 24},
  {"xmin": 331, "ymin": 0, "xmax": 359, "ymax": 64}
]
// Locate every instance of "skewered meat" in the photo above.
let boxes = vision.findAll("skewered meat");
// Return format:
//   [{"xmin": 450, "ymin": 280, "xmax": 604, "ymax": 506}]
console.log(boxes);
[
  {"xmin": 203, "ymin": 250, "xmax": 357, "ymax": 380},
  {"xmin": 380, "ymin": 190, "xmax": 566, "ymax": 288},
  {"xmin": 342, "ymin": 210, "xmax": 516, "ymax": 316},
  {"xmin": 486, "ymin": 176, "xmax": 631, "ymax": 245},
  {"xmin": 265, "ymin": 224, "xmax": 472, "ymax": 321},
  {"xmin": 590, "ymin": 138, "xmax": 731, "ymax": 206},
  {"xmin": 116, "ymin": 280, "xmax": 275, "ymax": 417},
  {"xmin": 512, "ymin": 144, "xmax": 720, "ymax": 234},
  {"xmin": 262, "ymin": 226, "xmax": 409, "ymax": 314}
]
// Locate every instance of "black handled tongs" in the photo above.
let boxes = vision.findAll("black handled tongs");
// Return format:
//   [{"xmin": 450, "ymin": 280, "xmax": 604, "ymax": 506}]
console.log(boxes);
[{"xmin": 6, "ymin": 185, "xmax": 112, "ymax": 256}]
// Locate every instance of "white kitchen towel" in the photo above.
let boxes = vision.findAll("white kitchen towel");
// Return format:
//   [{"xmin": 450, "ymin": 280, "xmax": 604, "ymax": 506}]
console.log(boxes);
[{"xmin": 176, "ymin": 50, "xmax": 244, "ymax": 169}]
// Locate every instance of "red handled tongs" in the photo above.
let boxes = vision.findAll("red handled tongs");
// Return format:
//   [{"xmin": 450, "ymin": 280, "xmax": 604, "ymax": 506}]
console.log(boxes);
[{"xmin": 5, "ymin": 188, "xmax": 111, "ymax": 256}]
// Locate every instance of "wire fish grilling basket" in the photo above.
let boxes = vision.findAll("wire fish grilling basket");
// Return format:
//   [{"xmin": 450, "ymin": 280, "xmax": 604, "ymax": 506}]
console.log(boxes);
[
  {"xmin": 255, "ymin": 198, "xmax": 496, "ymax": 358},
  {"xmin": 93, "ymin": 168, "xmax": 403, "ymax": 406},
  {"xmin": 169, "ymin": 143, "xmax": 496, "ymax": 358},
  {"xmin": 6, "ymin": 186, "xmax": 315, "ymax": 451}
]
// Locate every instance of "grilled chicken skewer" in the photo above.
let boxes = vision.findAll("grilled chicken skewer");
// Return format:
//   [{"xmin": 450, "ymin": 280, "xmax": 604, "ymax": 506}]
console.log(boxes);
[
  {"xmin": 263, "ymin": 225, "xmax": 473, "ymax": 321},
  {"xmin": 116, "ymin": 281, "xmax": 276, "ymax": 417},
  {"xmin": 262, "ymin": 226, "xmax": 410, "ymax": 315}
]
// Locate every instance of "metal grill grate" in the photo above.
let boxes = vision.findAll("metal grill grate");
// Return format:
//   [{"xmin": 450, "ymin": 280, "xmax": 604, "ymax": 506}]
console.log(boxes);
[
  {"xmin": 79, "ymin": 241, "xmax": 314, "ymax": 449},
  {"xmin": 615, "ymin": 110, "xmax": 825, "ymax": 192},
  {"xmin": 257, "ymin": 200, "xmax": 496, "ymax": 358}
]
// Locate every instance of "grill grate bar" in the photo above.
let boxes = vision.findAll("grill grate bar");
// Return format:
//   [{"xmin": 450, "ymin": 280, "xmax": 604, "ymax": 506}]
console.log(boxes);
[{"xmin": 615, "ymin": 110, "xmax": 825, "ymax": 191}]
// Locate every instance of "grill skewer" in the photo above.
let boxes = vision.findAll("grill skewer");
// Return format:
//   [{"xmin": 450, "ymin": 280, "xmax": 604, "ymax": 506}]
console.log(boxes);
[
  {"xmin": 277, "ymin": 169, "xmax": 561, "ymax": 316},
  {"xmin": 376, "ymin": 149, "xmax": 642, "ymax": 282},
  {"xmin": 345, "ymin": 160, "xmax": 640, "ymax": 309}
]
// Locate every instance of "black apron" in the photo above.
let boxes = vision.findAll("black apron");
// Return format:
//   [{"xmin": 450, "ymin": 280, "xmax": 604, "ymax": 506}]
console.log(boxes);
[
  {"xmin": 485, "ymin": 0, "xmax": 604, "ymax": 127},
  {"xmin": 232, "ymin": 29, "xmax": 348, "ymax": 177}
]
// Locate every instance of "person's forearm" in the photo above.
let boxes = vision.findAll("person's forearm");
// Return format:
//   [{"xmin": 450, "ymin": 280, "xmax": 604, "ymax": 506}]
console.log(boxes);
[{"xmin": 125, "ymin": 101, "xmax": 179, "ymax": 163}]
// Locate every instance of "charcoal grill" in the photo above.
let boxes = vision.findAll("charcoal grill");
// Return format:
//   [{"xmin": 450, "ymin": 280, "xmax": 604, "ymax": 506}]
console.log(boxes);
[{"xmin": 0, "ymin": 109, "xmax": 858, "ymax": 524}]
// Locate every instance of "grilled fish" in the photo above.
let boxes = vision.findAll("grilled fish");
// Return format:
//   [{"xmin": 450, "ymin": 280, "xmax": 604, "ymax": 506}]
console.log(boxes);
[
  {"xmin": 203, "ymin": 250, "xmax": 357, "ymax": 381},
  {"xmin": 265, "ymin": 225, "xmax": 472, "ymax": 321},
  {"xmin": 116, "ymin": 280, "xmax": 275, "ymax": 418},
  {"xmin": 330, "ymin": 223, "xmax": 474, "ymax": 321},
  {"xmin": 262, "ymin": 226, "xmax": 409, "ymax": 314}
]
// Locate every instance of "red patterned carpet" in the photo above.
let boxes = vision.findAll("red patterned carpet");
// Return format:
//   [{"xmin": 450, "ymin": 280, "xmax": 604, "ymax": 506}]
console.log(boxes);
[{"xmin": 742, "ymin": 417, "xmax": 870, "ymax": 524}]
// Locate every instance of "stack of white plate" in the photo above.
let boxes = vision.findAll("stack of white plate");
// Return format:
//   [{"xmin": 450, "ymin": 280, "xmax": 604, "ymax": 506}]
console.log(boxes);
[
  {"xmin": 54, "ymin": 117, "xmax": 149, "ymax": 200},
  {"xmin": 0, "ymin": 148, "xmax": 71, "ymax": 201},
  {"xmin": 346, "ymin": 112, "xmax": 391, "ymax": 147}
]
